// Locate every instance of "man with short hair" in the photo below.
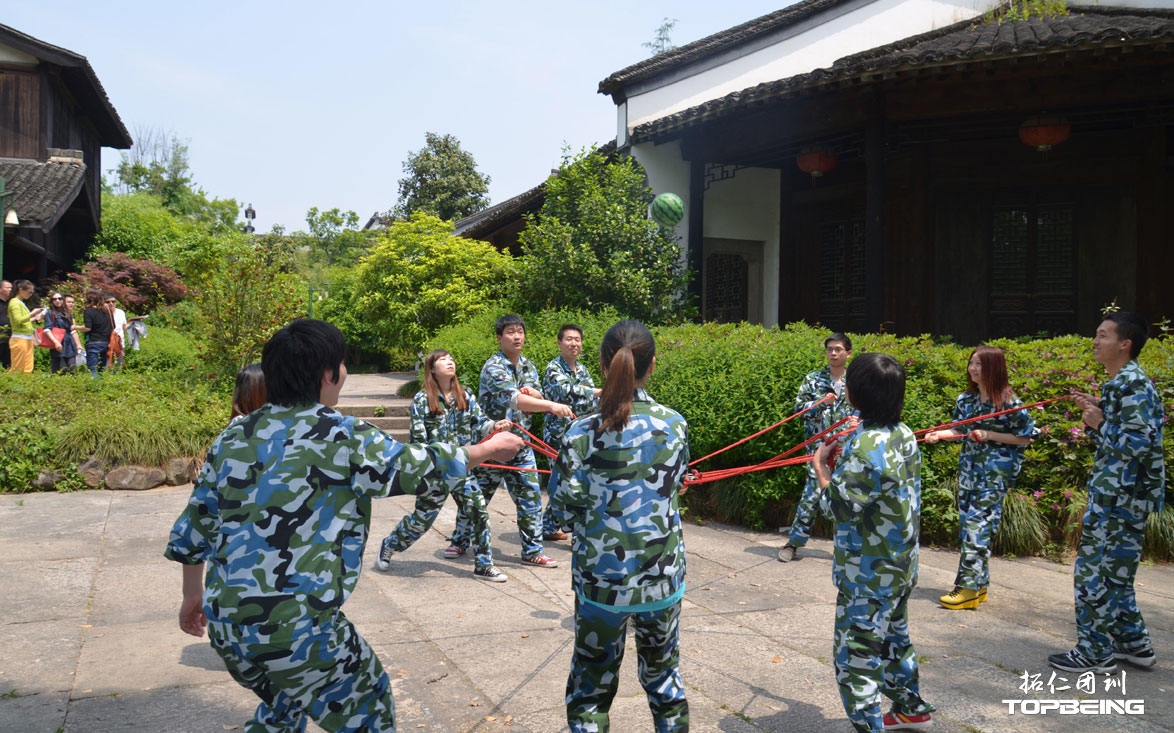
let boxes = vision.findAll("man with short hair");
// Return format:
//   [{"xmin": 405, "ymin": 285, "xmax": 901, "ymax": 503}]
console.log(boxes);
[
  {"xmin": 166, "ymin": 318, "xmax": 523, "ymax": 732},
  {"xmin": 459, "ymin": 314, "xmax": 572, "ymax": 568},
  {"xmin": 0, "ymin": 280, "xmax": 12, "ymax": 369},
  {"xmin": 1049, "ymin": 311, "xmax": 1165, "ymax": 674},
  {"xmin": 541, "ymin": 324, "xmax": 601, "ymax": 540},
  {"xmin": 779, "ymin": 333, "xmax": 856, "ymax": 563}
]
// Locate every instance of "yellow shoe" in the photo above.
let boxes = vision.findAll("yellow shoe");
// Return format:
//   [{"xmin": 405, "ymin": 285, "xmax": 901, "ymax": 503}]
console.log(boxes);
[{"xmin": 940, "ymin": 586, "xmax": 984, "ymax": 610}]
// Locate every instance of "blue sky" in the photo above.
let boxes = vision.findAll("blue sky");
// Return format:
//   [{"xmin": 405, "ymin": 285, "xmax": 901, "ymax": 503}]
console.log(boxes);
[{"xmin": 6, "ymin": 2, "xmax": 786, "ymax": 233}]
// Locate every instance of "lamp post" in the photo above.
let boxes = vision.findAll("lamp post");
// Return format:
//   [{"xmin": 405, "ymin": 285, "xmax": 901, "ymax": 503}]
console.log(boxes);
[{"xmin": 243, "ymin": 203, "xmax": 256, "ymax": 235}]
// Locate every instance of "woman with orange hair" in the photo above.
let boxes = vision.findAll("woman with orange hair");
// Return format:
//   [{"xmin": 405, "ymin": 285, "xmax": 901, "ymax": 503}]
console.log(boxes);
[{"xmin": 925, "ymin": 346, "xmax": 1037, "ymax": 610}]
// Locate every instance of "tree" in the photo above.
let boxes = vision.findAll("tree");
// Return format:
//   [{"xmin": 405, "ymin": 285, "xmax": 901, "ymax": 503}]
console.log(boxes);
[
  {"xmin": 91, "ymin": 192, "xmax": 200, "ymax": 263},
  {"xmin": 110, "ymin": 125, "xmax": 240, "ymax": 233},
  {"xmin": 304, "ymin": 207, "xmax": 371, "ymax": 267},
  {"xmin": 172, "ymin": 234, "xmax": 305, "ymax": 375},
  {"xmin": 393, "ymin": 132, "xmax": 490, "ymax": 221},
  {"xmin": 319, "ymin": 213, "xmax": 514, "ymax": 367},
  {"xmin": 516, "ymin": 148, "xmax": 691, "ymax": 324},
  {"xmin": 643, "ymin": 17, "xmax": 678, "ymax": 56}
]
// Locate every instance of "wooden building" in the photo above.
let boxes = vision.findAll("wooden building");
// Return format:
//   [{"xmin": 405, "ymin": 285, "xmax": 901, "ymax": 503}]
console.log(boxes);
[
  {"xmin": 599, "ymin": 1, "xmax": 1174, "ymax": 342},
  {"xmin": 0, "ymin": 23, "xmax": 131, "ymax": 282}
]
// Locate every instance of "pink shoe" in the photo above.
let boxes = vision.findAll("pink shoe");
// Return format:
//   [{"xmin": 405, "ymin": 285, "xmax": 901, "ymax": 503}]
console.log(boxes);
[
  {"xmin": 522, "ymin": 554, "xmax": 559, "ymax": 568},
  {"xmin": 443, "ymin": 544, "xmax": 466, "ymax": 559}
]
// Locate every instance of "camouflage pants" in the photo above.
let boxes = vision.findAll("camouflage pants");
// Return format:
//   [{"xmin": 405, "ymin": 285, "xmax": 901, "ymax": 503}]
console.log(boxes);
[
  {"xmin": 541, "ymin": 458, "xmax": 564, "ymax": 536},
  {"xmin": 567, "ymin": 597, "xmax": 689, "ymax": 733},
  {"xmin": 788, "ymin": 462, "xmax": 822, "ymax": 547},
  {"xmin": 447, "ymin": 476, "xmax": 497, "ymax": 570},
  {"xmin": 1073, "ymin": 496, "xmax": 1150, "ymax": 660},
  {"xmin": 953, "ymin": 483, "xmax": 1006, "ymax": 589},
  {"xmin": 833, "ymin": 590, "xmax": 933, "ymax": 733},
  {"xmin": 384, "ymin": 475, "xmax": 452, "ymax": 554},
  {"xmin": 462, "ymin": 448, "xmax": 543, "ymax": 558},
  {"xmin": 208, "ymin": 611, "xmax": 394, "ymax": 732}
]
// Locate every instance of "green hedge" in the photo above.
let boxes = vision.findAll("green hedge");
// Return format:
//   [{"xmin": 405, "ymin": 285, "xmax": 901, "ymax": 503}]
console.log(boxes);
[
  {"xmin": 0, "ymin": 326, "xmax": 229, "ymax": 493},
  {"xmin": 431, "ymin": 317, "xmax": 1174, "ymax": 560}
]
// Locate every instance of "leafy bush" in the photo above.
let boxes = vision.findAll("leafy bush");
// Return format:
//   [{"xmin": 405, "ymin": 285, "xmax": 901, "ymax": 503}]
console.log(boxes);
[
  {"xmin": 534, "ymin": 319, "xmax": 1172, "ymax": 560},
  {"xmin": 65, "ymin": 252, "xmax": 187, "ymax": 313},
  {"xmin": 0, "ymin": 370, "xmax": 227, "ymax": 492},
  {"xmin": 322, "ymin": 213, "xmax": 516, "ymax": 369}
]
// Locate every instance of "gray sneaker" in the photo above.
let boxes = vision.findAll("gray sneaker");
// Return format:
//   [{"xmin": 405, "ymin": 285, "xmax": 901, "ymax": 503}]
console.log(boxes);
[
  {"xmin": 1113, "ymin": 644, "xmax": 1156, "ymax": 668},
  {"xmin": 777, "ymin": 545, "xmax": 797, "ymax": 563},
  {"xmin": 474, "ymin": 566, "xmax": 508, "ymax": 583},
  {"xmin": 375, "ymin": 537, "xmax": 394, "ymax": 572}
]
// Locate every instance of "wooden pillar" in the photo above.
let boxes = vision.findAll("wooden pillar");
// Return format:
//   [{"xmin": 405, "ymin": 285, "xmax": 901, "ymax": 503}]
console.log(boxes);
[
  {"xmin": 778, "ymin": 169, "xmax": 795, "ymax": 325},
  {"xmin": 864, "ymin": 93, "xmax": 886, "ymax": 331}
]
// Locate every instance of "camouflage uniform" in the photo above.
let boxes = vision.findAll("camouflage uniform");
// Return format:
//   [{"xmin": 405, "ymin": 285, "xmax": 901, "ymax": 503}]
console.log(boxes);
[
  {"xmin": 454, "ymin": 350, "xmax": 544, "ymax": 559},
  {"xmin": 165, "ymin": 403, "xmax": 468, "ymax": 732},
  {"xmin": 1074, "ymin": 359, "xmax": 1165, "ymax": 661},
  {"xmin": 381, "ymin": 388, "xmax": 499, "ymax": 570},
  {"xmin": 818, "ymin": 422, "xmax": 934, "ymax": 732},
  {"xmin": 541, "ymin": 354, "xmax": 598, "ymax": 534},
  {"xmin": 790, "ymin": 366, "xmax": 853, "ymax": 547},
  {"xmin": 553, "ymin": 389, "xmax": 690, "ymax": 732},
  {"xmin": 951, "ymin": 393, "xmax": 1036, "ymax": 590}
]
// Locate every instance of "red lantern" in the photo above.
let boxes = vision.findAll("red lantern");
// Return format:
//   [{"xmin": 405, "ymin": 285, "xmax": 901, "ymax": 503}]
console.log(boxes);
[
  {"xmin": 797, "ymin": 147, "xmax": 837, "ymax": 178},
  {"xmin": 1019, "ymin": 116, "xmax": 1070, "ymax": 151}
]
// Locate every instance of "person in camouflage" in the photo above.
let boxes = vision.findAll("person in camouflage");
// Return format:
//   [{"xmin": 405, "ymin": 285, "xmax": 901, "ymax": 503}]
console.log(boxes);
[
  {"xmin": 1049, "ymin": 312, "xmax": 1166, "ymax": 674},
  {"xmin": 925, "ymin": 346, "xmax": 1036, "ymax": 610},
  {"xmin": 813, "ymin": 352, "xmax": 935, "ymax": 733},
  {"xmin": 165, "ymin": 320, "xmax": 523, "ymax": 733},
  {"xmin": 375, "ymin": 349, "xmax": 512, "ymax": 582},
  {"xmin": 553, "ymin": 320, "xmax": 690, "ymax": 733},
  {"xmin": 541, "ymin": 324, "xmax": 601, "ymax": 540},
  {"xmin": 451, "ymin": 314, "xmax": 572, "ymax": 568},
  {"xmin": 779, "ymin": 333, "xmax": 856, "ymax": 563}
]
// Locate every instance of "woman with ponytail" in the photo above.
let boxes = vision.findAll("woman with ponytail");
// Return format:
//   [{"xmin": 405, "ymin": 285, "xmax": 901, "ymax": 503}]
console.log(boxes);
[{"xmin": 553, "ymin": 320, "xmax": 690, "ymax": 732}]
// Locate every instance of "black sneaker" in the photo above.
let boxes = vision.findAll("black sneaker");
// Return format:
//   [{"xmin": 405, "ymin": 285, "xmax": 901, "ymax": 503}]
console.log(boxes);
[
  {"xmin": 1048, "ymin": 648, "xmax": 1117, "ymax": 674},
  {"xmin": 474, "ymin": 566, "xmax": 508, "ymax": 583},
  {"xmin": 375, "ymin": 537, "xmax": 394, "ymax": 572},
  {"xmin": 1113, "ymin": 644, "xmax": 1156, "ymax": 668}
]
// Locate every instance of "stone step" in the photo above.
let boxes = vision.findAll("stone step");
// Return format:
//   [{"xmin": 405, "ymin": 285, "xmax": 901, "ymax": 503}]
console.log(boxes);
[{"xmin": 336, "ymin": 403, "xmax": 411, "ymax": 418}]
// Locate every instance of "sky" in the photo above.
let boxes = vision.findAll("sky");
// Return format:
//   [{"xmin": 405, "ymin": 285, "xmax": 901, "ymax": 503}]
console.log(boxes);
[{"xmin": 6, "ymin": 1, "xmax": 787, "ymax": 233}]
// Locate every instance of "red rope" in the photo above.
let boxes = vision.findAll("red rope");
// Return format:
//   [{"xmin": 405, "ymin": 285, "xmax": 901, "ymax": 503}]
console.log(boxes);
[
  {"xmin": 913, "ymin": 396, "xmax": 1068, "ymax": 441},
  {"xmin": 478, "ymin": 463, "xmax": 551, "ymax": 475},
  {"xmin": 686, "ymin": 416, "xmax": 854, "ymax": 486},
  {"xmin": 689, "ymin": 393, "xmax": 833, "ymax": 467}
]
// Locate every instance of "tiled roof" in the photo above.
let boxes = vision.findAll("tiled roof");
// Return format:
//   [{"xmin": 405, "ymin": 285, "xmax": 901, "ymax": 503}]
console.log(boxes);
[
  {"xmin": 631, "ymin": 7, "xmax": 1174, "ymax": 143},
  {"xmin": 0, "ymin": 155, "xmax": 88, "ymax": 230},
  {"xmin": 598, "ymin": 0, "xmax": 850, "ymax": 98},
  {"xmin": 0, "ymin": 23, "xmax": 132, "ymax": 149}
]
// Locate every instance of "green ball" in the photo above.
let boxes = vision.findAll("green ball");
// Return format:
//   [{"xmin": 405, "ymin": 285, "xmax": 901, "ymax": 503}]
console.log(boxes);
[{"xmin": 650, "ymin": 192, "xmax": 685, "ymax": 227}]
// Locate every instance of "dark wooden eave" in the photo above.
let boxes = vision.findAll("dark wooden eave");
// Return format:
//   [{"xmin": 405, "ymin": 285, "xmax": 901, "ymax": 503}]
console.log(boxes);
[
  {"xmin": 0, "ymin": 22, "xmax": 132, "ymax": 149},
  {"xmin": 598, "ymin": 0, "xmax": 856, "ymax": 101},
  {"xmin": 630, "ymin": 7, "xmax": 1174, "ymax": 163}
]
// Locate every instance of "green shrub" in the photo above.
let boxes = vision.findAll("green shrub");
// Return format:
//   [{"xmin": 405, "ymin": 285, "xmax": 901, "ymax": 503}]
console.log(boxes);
[
  {"xmin": 993, "ymin": 491, "xmax": 1048, "ymax": 557},
  {"xmin": 0, "ymin": 369, "xmax": 227, "ymax": 492}
]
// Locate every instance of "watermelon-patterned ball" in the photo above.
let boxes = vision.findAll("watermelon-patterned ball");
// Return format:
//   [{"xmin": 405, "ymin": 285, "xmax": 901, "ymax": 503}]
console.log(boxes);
[{"xmin": 650, "ymin": 192, "xmax": 685, "ymax": 227}]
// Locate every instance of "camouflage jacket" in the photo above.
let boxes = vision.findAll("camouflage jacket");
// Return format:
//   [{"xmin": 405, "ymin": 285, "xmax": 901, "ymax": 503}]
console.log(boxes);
[
  {"xmin": 554, "ymin": 389, "xmax": 689, "ymax": 609},
  {"xmin": 479, "ymin": 350, "xmax": 542, "ymax": 428},
  {"xmin": 819, "ymin": 421, "xmax": 921, "ymax": 598},
  {"xmin": 796, "ymin": 366, "xmax": 854, "ymax": 440},
  {"xmin": 164, "ymin": 403, "xmax": 467, "ymax": 626},
  {"xmin": 1086, "ymin": 360, "xmax": 1166, "ymax": 515},
  {"xmin": 542, "ymin": 355, "xmax": 598, "ymax": 445},
  {"xmin": 410, "ymin": 387, "xmax": 494, "ymax": 446},
  {"xmin": 953, "ymin": 392, "xmax": 1036, "ymax": 490}
]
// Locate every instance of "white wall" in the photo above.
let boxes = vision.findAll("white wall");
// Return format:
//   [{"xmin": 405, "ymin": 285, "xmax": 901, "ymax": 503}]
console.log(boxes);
[
  {"xmin": 621, "ymin": 0, "xmax": 1000, "ymax": 134},
  {"xmin": 702, "ymin": 167, "xmax": 781, "ymax": 326}
]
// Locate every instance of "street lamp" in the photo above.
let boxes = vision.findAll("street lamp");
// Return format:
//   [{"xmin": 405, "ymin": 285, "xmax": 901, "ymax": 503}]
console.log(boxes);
[{"xmin": 243, "ymin": 203, "xmax": 256, "ymax": 235}]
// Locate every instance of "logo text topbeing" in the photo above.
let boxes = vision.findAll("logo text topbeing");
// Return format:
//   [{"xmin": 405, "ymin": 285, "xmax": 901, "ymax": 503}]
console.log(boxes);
[{"xmin": 1002, "ymin": 699, "xmax": 1144, "ymax": 715}]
